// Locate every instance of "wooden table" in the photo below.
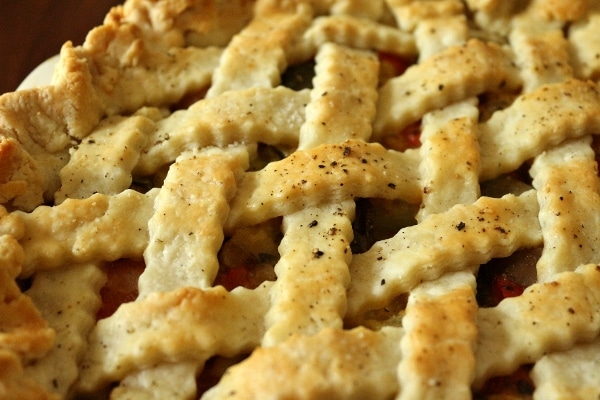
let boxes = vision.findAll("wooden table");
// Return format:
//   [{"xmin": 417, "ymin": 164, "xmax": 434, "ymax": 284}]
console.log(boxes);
[{"xmin": 0, "ymin": 0, "xmax": 122, "ymax": 94}]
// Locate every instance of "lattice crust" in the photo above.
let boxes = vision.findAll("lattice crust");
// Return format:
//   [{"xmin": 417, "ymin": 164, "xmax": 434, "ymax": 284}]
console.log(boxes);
[
  {"xmin": 77, "ymin": 284, "xmax": 272, "ymax": 392},
  {"xmin": 24, "ymin": 263, "xmax": 105, "ymax": 397},
  {"xmin": 0, "ymin": 349, "xmax": 59, "ymax": 400},
  {"xmin": 373, "ymin": 39, "xmax": 522, "ymax": 140},
  {"xmin": 225, "ymin": 140, "xmax": 422, "ymax": 231},
  {"xmin": 475, "ymin": 263, "xmax": 600, "ymax": 387},
  {"xmin": 138, "ymin": 146, "xmax": 249, "ymax": 296},
  {"xmin": 0, "ymin": 0, "xmax": 251, "ymax": 210},
  {"xmin": 0, "ymin": 213, "xmax": 57, "ymax": 399},
  {"xmin": 135, "ymin": 87, "xmax": 310, "ymax": 176},
  {"xmin": 531, "ymin": 137, "xmax": 600, "ymax": 282},
  {"xmin": 2, "ymin": 0, "xmax": 600, "ymax": 399},
  {"xmin": 347, "ymin": 190, "xmax": 542, "ymax": 317},
  {"xmin": 416, "ymin": 98, "xmax": 480, "ymax": 220},
  {"xmin": 398, "ymin": 271, "xmax": 478, "ymax": 399},
  {"xmin": 202, "ymin": 326, "xmax": 405, "ymax": 399},
  {"xmin": 17, "ymin": 189, "xmax": 157, "ymax": 276},
  {"xmin": 569, "ymin": 13, "xmax": 600, "ymax": 82},
  {"xmin": 531, "ymin": 337, "xmax": 600, "ymax": 399},
  {"xmin": 478, "ymin": 79, "xmax": 600, "ymax": 180}
]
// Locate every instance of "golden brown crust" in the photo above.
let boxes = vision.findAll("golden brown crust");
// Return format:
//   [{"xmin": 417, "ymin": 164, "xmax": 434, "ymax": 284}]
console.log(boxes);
[
  {"xmin": 531, "ymin": 138, "xmax": 600, "ymax": 282},
  {"xmin": 226, "ymin": 139, "xmax": 421, "ymax": 231},
  {"xmin": 0, "ymin": 221, "xmax": 57, "ymax": 399},
  {"xmin": 203, "ymin": 327, "xmax": 404, "ymax": 400},
  {"xmin": 0, "ymin": 139, "xmax": 40, "ymax": 209},
  {"xmin": 78, "ymin": 284, "xmax": 272, "ymax": 392},
  {"xmin": 138, "ymin": 146, "xmax": 248, "ymax": 296},
  {"xmin": 0, "ymin": 234, "xmax": 54, "ymax": 362},
  {"xmin": 347, "ymin": 191, "xmax": 542, "ymax": 317},
  {"xmin": 2, "ymin": 0, "xmax": 600, "ymax": 398},
  {"xmin": 0, "ymin": 350, "xmax": 59, "ymax": 400},
  {"xmin": 475, "ymin": 264, "xmax": 600, "ymax": 387},
  {"xmin": 18, "ymin": 190, "xmax": 156, "ymax": 276},
  {"xmin": 373, "ymin": 39, "xmax": 522, "ymax": 140},
  {"xmin": 398, "ymin": 272, "xmax": 478, "ymax": 399}
]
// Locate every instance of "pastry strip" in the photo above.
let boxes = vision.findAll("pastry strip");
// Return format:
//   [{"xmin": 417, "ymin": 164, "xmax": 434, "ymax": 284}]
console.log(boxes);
[
  {"xmin": 263, "ymin": 41, "xmax": 378, "ymax": 345},
  {"xmin": 416, "ymin": 98, "xmax": 480, "ymax": 221},
  {"xmin": 478, "ymin": 79, "xmax": 600, "ymax": 180},
  {"xmin": 138, "ymin": 146, "xmax": 248, "ymax": 296},
  {"xmin": 263, "ymin": 202, "xmax": 354, "ymax": 346},
  {"xmin": 531, "ymin": 338, "xmax": 600, "ymax": 399},
  {"xmin": 18, "ymin": 189, "xmax": 157, "ymax": 275},
  {"xmin": 414, "ymin": 15, "xmax": 468, "ymax": 61},
  {"xmin": 474, "ymin": 263, "xmax": 600, "ymax": 387},
  {"xmin": 298, "ymin": 43, "xmax": 379, "ymax": 149},
  {"xmin": 203, "ymin": 327, "xmax": 404, "ymax": 400},
  {"xmin": 397, "ymin": 271, "xmax": 477, "ymax": 400},
  {"xmin": 116, "ymin": 146, "xmax": 248, "ymax": 399},
  {"xmin": 530, "ymin": 137, "xmax": 600, "ymax": 282},
  {"xmin": 0, "ymin": 232, "xmax": 56, "ymax": 399},
  {"xmin": 388, "ymin": 0, "xmax": 467, "ymax": 61},
  {"xmin": 206, "ymin": 4, "xmax": 312, "ymax": 97},
  {"xmin": 328, "ymin": 0, "xmax": 386, "ymax": 20},
  {"xmin": 509, "ymin": 26, "xmax": 572, "ymax": 92},
  {"xmin": 0, "ymin": 235, "xmax": 54, "ymax": 361},
  {"xmin": 55, "ymin": 114, "xmax": 153, "ymax": 203},
  {"xmin": 77, "ymin": 284, "xmax": 272, "ymax": 392},
  {"xmin": 373, "ymin": 39, "xmax": 521, "ymax": 139},
  {"xmin": 385, "ymin": 0, "xmax": 465, "ymax": 32},
  {"xmin": 135, "ymin": 87, "xmax": 310, "ymax": 176},
  {"xmin": 111, "ymin": 362, "xmax": 200, "ymax": 400},
  {"xmin": 304, "ymin": 15, "xmax": 417, "ymax": 57},
  {"xmin": 24, "ymin": 263, "xmax": 105, "ymax": 398},
  {"xmin": 225, "ymin": 139, "xmax": 422, "ymax": 231},
  {"xmin": 347, "ymin": 190, "xmax": 542, "ymax": 317},
  {"xmin": 264, "ymin": 41, "xmax": 376, "ymax": 345},
  {"xmin": 400, "ymin": 98, "xmax": 479, "ymax": 398},
  {"xmin": 568, "ymin": 13, "xmax": 600, "ymax": 81},
  {"xmin": 126, "ymin": 146, "xmax": 240, "ymax": 394}
]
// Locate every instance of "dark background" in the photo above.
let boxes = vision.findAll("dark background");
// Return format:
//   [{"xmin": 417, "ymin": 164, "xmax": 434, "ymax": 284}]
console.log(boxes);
[{"xmin": 0, "ymin": 0, "xmax": 122, "ymax": 94}]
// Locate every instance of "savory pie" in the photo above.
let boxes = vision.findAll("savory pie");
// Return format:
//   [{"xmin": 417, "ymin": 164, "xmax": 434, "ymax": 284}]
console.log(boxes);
[{"xmin": 2, "ymin": 0, "xmax": 600, "ymax": 398}]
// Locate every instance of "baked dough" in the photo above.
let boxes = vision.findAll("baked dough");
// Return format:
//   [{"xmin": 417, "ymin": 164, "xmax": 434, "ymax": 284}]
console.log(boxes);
[{"xmin": 1, "ymin": 0, "xmax": 600, "ymax": 399}]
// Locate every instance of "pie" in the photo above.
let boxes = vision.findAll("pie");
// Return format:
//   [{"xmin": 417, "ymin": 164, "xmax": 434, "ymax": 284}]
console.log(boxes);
[{"xmin": 2, "ymin": 0, "xmax": 600, "ymax": 398}]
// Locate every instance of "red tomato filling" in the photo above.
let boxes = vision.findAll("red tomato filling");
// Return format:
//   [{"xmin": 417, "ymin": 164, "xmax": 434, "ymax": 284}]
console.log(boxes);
[
  {"xmin": 476, "ymin": 247, "xmax": 540, "ymax": 308},
  {"xmin": 475, "ymin": 365, "xmax": 535, "ymax": 399},
  {"xmin": 97, "ymin": 258, "xmax": 145, "ymax": 320},
  {"xmin": 381, "ymin": 120, "xmax": 422, "ymax": 151},
  {"xmin": 375, "ymin": 51, "xmax": 420, "ymax": 152},
  {"xmin": 214, "ymin": 240, "xmax": 278, "ymax": 291},
  {"xmin": 491, "ymin": 274, "xmax": 525, "ymax": 304},
  {"xmin": 378, "ymin": 51, "xmax": 414, "ymax": 82}
]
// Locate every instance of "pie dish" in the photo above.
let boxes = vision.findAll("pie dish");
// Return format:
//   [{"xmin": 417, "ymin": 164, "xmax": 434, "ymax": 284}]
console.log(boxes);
[{"xmin": 2, "ymin": 0, "xmax": 600, "ymax": 399}]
